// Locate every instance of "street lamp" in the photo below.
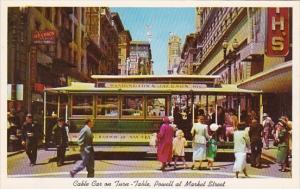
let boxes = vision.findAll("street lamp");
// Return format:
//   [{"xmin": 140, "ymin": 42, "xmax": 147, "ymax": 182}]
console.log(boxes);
[{"xmin": 222, "ymin": 38, "xmax": 239, "ymax": 84}]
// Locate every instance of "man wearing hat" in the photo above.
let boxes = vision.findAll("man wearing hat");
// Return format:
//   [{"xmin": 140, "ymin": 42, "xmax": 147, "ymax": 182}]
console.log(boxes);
[
  {"xmin": 22, "ymin": 114, "xmax": 39, "ymax": 166},
  {"xmin": 52, "ymin": 118, "xmax": 69, "ymax": 166},
  {"xmin": 262, "ymin": 113, "xmax": 274, "ymax": 149}
]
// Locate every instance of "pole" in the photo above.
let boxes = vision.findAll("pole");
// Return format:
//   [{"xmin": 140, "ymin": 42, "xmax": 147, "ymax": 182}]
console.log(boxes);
[
  {"xmin": 215, "ymin": 95, "xmax": 218, "ymax": 124},
  {"xmin": 192, "ymin": 94, "xmax": 194, "ymax": 124},
  {"xmin": 192, "ymin": 103, "xmax": 195, "ymax": 124},
  {"xmin": 43, "ymin": 91, "xmax": 46, "ymax": 143},
  {"xmin": 206, "ymin": 95, "xmax": 209, "ymax": 116},
  {"xmin": 65, "ymin": 104, "xmax": 68, "ymax": 122},
  {"xmin": 238, "ymin": 103, "xmax": 241, "ymax": 123},
  {"xmin": 259, "ymin": 94, "xmax": 263, "ymax": 124},
  {"xmin": 57, "ymin": 95, "xmax": 60, "ymax": 117}
]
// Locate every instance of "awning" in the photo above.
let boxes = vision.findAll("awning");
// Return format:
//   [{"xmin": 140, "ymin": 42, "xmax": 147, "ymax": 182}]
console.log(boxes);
[{"xmin": 238, "ymin": 61, "xmax": 292, "ymax": 93}]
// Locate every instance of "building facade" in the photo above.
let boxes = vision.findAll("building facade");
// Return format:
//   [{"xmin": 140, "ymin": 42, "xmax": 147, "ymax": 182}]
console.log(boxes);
[
  {"xmin": 193, "ymin": 7, "xmax": 292, "ymax": 120},
  {"xmin": 7, "ymin": 7, "xmax": 125, "ymax": 124},
  {"xmin": 85, "ymin": 7, "xmax": 119, "ymax": 75},
  {"xmin": 129, "ymin": 41, "xmax": 153, "ymax": 75},
  {"xmin": 7, "ymin": 7, "xmax": 92, "ymax": 121},
  {"xmin": 111, "ymin": 13, "xmax": 132, "ymax": 75},
  {"xmin": 168, "ymin": 34, "xmax": 181, "ymax": 74},
  {"xmin": 177, "ymin": 33, "xmax": 197, "ymax": 75}
]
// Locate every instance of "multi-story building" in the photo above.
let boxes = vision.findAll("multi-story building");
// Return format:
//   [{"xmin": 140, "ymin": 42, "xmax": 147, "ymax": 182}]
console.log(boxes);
[
  {"xmin": 99, "ymin": 8, "xmax": 119, "ymax": 75},
  {"xmin": 177, "ymin": 33, "xmax": 197, "ymax": 75},
  {"xmin": 129, "ymin": 41, "xmax": 153, "ymax": 75},
  {"xmin": 7, "ymin": 7, "xmax": 92, "ymax": 121},
  {"xmin": 7, "ymin": 7, "xmax": 123, "ymax": 124},
  {"xmin": 85, "ymin": 7, "xmax": 119, "ymax": 75},
  {"xmin": 111, "ymin": 13, "xmax": 132, "ymax": 75},
  {"xmin": 168, "ymin": 34, "xmax": 181, "ymax": 74},
  {"xmin": 193, "ymin": 7, "xmax": 292, "ymax": 120}
]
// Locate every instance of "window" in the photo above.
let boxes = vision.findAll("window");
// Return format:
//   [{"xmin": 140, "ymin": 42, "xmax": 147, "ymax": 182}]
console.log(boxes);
[
  {"xmin": 122, "ymin": 96, "xmax": 143, "ymax": 117},
  {"xmin": 146, "ymin": 97, "xmax": 166, "ymax": 118},
  {"xmin": 72, "ymin": 95, "xmax": 93, "ymax": 116},
  {"xmin": 96, "ymin": 96, "xmax": 119, "ymax": 117}
]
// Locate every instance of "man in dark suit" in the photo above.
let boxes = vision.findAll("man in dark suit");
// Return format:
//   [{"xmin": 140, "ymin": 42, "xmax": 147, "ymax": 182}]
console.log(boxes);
[
  {"xmin": 52, "ymin": 118, "xmax": 69, "ymax": 166},
  {"xmin": 70, "ymin": 118, "xmax": 94, "ymax": 177},
  {"xmin": 21, "ymin": 114, "xmax": 39, "ymax": 166}
]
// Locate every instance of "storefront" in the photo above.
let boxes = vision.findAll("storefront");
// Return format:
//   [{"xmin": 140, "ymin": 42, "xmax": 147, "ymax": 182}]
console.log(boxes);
[{"xmin": 238, "ymin": 61, "xmax": 292, "ymax": 120}]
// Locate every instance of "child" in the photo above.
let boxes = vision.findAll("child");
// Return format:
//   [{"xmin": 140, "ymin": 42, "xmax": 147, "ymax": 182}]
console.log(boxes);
[
  {"xmin": 207, "ymin": 131, "xmax": 218, "ymax": 170},
  {"xmin": 172, "ymin": 129, "xmax": 188, "ymax": 169}
]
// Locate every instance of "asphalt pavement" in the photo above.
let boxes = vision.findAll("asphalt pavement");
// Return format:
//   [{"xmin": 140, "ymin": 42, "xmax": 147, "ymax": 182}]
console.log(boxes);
[{"xmin": 7, "ymin": 145, "xmax": 292, "ymax": 178}]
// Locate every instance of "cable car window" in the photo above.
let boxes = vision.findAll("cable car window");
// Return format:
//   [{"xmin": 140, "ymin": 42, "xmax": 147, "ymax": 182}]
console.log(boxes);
[
  {"xmin": 96, "ymin": 96, "xmax": 118, "ymax": 117},
  {"xmin": 122, "ymin": 96, "xmax": 144, "ymax": 117},
  {"xmin": 72, "ymin": 95, "xmax": 93, "ymax": 116},
  {"xmin": 146, "ymin": 97, "xmax": 166, "ymax": 118}
]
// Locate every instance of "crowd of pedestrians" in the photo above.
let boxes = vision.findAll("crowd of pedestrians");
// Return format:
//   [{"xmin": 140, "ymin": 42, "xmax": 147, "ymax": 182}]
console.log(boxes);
[
  {"xmin": 6, "ymin": 106, "xmax": 292, "ymax": 178},
  {"xmin": 155, "ymin": 107, "xmax": 292, "ymax": 178}
]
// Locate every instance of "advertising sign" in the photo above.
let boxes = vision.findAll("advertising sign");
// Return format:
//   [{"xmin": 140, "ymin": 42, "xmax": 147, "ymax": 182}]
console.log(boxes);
[
  {"xmin": 69, "ymin": 133, "xmax": 152, "ymax": 143},
  {"xmin": 266, "ymin": 8, "xmax": 289, "ymax": 56},
  {"xmin": 32, "ymin": 30, "xmax": 56, "ymax": 44}
]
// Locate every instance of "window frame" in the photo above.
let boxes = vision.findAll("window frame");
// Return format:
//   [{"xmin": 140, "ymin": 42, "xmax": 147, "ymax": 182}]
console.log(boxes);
[
  {"xmin": 145, "ymin": 96, "xmax": 168, "ymax": 120},
  {"xmin": 121, "ymin": 95, "xmax": 145, "ymax": 119},
  {"xmin": 71, "ymin": 94, "xmax": 94, "ymax": 118},
  {"xmin": 95, "ymin": 95, "xmax": 119, "ymax": 119}
]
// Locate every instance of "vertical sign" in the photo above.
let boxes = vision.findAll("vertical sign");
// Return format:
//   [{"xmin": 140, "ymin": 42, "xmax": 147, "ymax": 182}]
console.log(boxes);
[
  {"xmin": 266, "ymin": 8, "xmax": 289, "ymax": 56},
  {"xmin": 30, "ymin": 46, "xmax": 37, "ymax": 84}
]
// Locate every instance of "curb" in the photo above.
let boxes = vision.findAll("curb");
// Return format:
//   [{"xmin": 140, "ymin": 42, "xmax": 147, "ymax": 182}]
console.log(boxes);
[{"xmin": 7, "ymin": 150, "xmax": 24, "ymax": 157}]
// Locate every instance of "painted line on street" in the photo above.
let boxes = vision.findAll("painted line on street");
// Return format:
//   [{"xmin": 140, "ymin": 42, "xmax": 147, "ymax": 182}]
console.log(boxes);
[{"xmin": 9, "ymin": 170, "xmax": 274, "ymax": 178}]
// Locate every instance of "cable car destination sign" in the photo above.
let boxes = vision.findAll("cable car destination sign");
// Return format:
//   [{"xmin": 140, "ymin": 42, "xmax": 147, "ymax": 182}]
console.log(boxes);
[{"xmin": 96, "ymin": 82, "xmax": 207, "ymax": 89}]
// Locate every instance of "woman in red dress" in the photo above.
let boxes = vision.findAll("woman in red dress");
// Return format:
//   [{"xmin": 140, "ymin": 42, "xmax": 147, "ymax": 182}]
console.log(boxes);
[{"xmin": 157, "ymin": 116, "xmax": 175, "ymax": 171}]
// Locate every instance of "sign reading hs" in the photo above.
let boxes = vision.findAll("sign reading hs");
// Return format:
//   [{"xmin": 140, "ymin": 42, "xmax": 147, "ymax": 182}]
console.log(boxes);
[{"xmin": 266, "ymin": 8, "xmax": 289, "ymax": 56}]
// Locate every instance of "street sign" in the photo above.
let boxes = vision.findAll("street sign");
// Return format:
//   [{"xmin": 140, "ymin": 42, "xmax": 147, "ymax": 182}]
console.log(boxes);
[{"xmin": 266, "ymin": 8, "xmax": 290, "ymax": 56}]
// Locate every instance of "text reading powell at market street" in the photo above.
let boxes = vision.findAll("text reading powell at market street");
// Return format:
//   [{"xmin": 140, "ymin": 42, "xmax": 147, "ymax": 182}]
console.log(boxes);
[{"xmin": 73, "ymin": 179, "xmax": 226, "ymax": 187}]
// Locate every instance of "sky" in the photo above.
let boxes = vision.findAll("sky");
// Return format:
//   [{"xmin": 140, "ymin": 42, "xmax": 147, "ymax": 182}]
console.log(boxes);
[{"xmin": 111, "ymin": 8, "xmax": 195, "ymax": 75}]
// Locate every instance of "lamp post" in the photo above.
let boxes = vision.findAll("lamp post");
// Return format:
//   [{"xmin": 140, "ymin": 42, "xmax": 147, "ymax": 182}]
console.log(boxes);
[
  {"xmin": 223, "ymin": 38, "xmax": 239, "ymax": 110},
  {"xmin": 222, "ymin": 38, "xmax": 239, "ymax": 84}
]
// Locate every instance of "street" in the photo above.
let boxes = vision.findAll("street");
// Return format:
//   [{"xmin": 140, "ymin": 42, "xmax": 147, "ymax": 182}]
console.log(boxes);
[{"xmin": 8, "ymin": 146, "xmax": 292, "ymax": 178}]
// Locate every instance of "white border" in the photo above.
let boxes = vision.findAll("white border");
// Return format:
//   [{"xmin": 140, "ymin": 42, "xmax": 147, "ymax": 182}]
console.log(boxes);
[{"xmin": 1, "ymin": 1, "xmax": 299, "ymax": 189}]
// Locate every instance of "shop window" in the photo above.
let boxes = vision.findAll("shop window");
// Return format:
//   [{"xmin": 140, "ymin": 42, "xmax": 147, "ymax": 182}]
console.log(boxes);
[
  {"xmin": 96, "ymin": 96, "xmax": 119, "ymax": 117},
  {"xmin": 122, "ymin": 96, "xmax": 144, "ymax": 117},
  {"xmin": 72, "ymin": 95, "xmax": 93, "ymax": 116},
  {"xmin": 146, "ymin": 97, "xmax": 166, "ymax": 118}
]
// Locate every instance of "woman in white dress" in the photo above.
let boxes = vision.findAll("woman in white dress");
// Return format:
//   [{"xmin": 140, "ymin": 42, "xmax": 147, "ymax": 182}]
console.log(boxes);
[
  {"xmin": 191, "ymin": 115, "xmax": 210, "ymax": 170},
  {"xmin": 233, "ymin": 122, "xmax": 250, "ymax": 178}
]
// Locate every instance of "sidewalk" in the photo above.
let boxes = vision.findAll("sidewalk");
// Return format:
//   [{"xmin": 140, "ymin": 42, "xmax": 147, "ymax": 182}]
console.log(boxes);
[{"xmin": 7, "ymin": 150, "xmax": 24, "ymax": 157}]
